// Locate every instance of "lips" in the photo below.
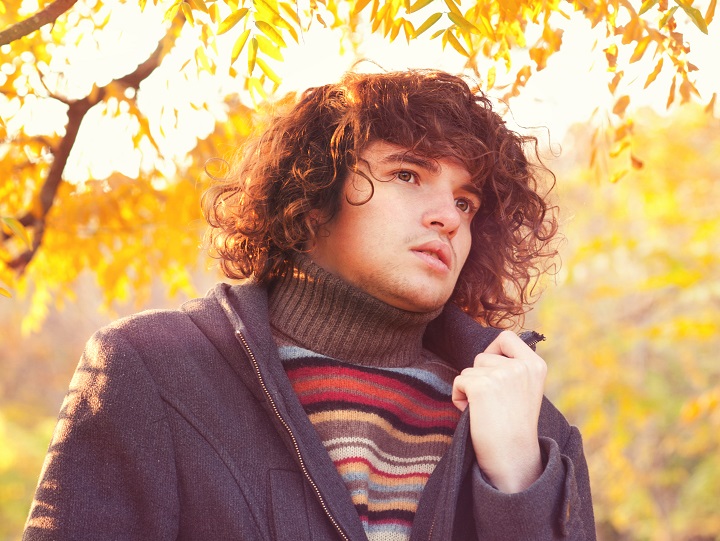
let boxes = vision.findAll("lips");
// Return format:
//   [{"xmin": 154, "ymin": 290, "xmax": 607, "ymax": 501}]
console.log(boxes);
[{"xmin": 411, "ymin": 240, "xmax": 452, "ymax": 270}]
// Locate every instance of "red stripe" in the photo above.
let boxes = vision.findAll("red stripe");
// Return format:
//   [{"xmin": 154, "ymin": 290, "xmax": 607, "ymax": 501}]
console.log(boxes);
[
  {"xmin": 288, "ymin": 372, "xmax": 458, "ymax": 421},
  {"xmin": 287, "ymin": 365, "xmax": 448, "ymax": 404}
]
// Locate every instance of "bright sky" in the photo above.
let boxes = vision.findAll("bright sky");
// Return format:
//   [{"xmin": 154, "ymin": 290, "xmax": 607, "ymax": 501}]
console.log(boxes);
[{"xmin": 4, "ymin": 1, "xmax": 718, "ymax": 183}]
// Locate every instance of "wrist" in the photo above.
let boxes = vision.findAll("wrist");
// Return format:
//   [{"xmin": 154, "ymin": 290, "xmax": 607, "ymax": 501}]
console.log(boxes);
[{"xmin": 480, "ymin": 444, "xmax": 543, "ymax": 493}]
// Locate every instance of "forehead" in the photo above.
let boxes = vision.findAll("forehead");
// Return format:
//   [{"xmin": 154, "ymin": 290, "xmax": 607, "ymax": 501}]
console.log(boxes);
[{"xmin": 361, "ymin": 141, "xmax": 466, "ymax": 172}]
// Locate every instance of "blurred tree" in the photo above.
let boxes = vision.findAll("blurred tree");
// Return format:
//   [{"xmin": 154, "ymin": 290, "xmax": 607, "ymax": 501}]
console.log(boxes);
[
  {"xmin": 536, "ymin": 104, "xmax": 720, "ymax": 540},
  {"xmin": 0, "ymin": 0, "xmax": 716, "ymax": 328}
]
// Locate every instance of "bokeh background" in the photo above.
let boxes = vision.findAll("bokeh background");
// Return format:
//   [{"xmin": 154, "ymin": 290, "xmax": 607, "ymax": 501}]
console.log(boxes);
[{"xmin": 1, "ymin": 1, "xmax": 719, "ymax": 539}]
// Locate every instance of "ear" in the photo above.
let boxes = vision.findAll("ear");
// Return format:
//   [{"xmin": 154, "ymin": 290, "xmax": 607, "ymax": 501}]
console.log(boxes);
[{"xmin": 303, "ymin": 209, "xmax": 325, "ymax": 249}]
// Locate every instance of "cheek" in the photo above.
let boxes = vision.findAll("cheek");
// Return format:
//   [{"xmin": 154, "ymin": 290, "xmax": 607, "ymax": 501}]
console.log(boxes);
[{"xmin": 457, "ymin": 227, "xmax": 473, "ymax": 263}]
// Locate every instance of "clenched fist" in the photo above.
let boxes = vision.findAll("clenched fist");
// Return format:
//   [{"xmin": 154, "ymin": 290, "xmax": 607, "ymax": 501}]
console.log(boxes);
[{"xmin": 452, "ymin": 331, "xmax": 547, "ymax": 493}]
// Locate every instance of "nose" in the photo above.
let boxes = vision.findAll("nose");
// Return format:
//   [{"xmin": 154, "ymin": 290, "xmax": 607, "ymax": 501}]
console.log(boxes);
[{"xmin": 422, "ymin": 193, "xmax": 461, "ymax": 238}]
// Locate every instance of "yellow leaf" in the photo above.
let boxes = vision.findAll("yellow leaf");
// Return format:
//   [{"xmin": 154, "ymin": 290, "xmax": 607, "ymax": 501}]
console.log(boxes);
[
  {"xmin": 675, "ymin": 0, "xmax": 708, "ymax": 33},
  {"xmin": 706, "ymin": 0, "xmax": 717, "ymax": 24},
  {"xmin": 407, "ymin": 0, "xmax": 434, "ymax": 14},
  {"xmin": 372, "ymin": 3, "xmax": 389, "ymax": 33},
  {"xmin": 280, "ymin": 2, "xmax": 301, "ymax": 25},
  {"xmin": 389, "ymin": 20, "xmax": 402, "ymax": 41},
  {"xmin": 164, "ymin": 2, "xmax": 182, "ymax": 22},
  {"xmin": 209, "ymin": 3, "xmax": 219, "ymax": 23},
  {"xmin": 352, "ymin": 0, "xmax": 373, "ymax": 15},
  {"xmin": 612, "ymin": 95, "xmax": 630, "ymax": 116},
  {"xmin": 659, "ymin": 5, "xmax": 678, "ymax": 28},
  {"xmin": 255, "ymin": 0, "xmax": 282, "ymax": 20},
  {"xmin": 608, "ymin": 70, "xmax": 623, "ymax": 94},
  {"xmin": 679, "ymin": 76, "xmax": 697, "ymax": 103},
  {"xmin": 644, "ymin": 58, "xmax": 663, "ymax": 88},
  {"xmin": 666, "ymin": 75, "xmax": 676, "ymax": 109},
  {"xmin": 402, "ymin": 19, "xmax": 415, "ymax": 42},
  {"xmin": 195, "ymin": 46, "xmax": 211, "ymax": 71},
  {"xmin": 181, "ymin": 2, "xmax": 194, "ymax": 25},
  {"xmin": 256, "ymin": 20, "xmax": 287, "ymax": 48},
  {"xmin": 639, "ymin": 0, "xmax": 659, "ymax": 15},
  {"xmin": 604, "ymin": 43, "xmax": 618, "ymax": 68},
  {"xmin": 629, "ymin": 36, "xmax": 652, "ymax": 63},
  {"xmin": 187, "ymin": 0, "xmax": 207, "ymax": 12},
  {"xmin": 443, "ymin": 0, "xmax": 462, "ymax": 18},
  {"xmin": 610, "ymin": 169, "xmax": 628, "ymax": 183},
  {"xmin": 231, "ymin": 29, "xmax": 252, "ymax": 64},
  {"xmin": 0, "ymin": 286, "xmax": 11, "ymax": 298},
  {"xmin": 274, "ymin": 15, "xmax": 299, "ymax": 43},
  {"xmin": 414, "ymin": 12, "xmax": 442, "ymax": 37},
  {"xmin": 705, "ymin": 92, "xmax": 717, "ymax": 114},
  {"xmin": 248, "ymin": 76, "xmax": 267, "ymax": 99},
  {"xmin": 486, "ymin": 65, "xmax": 496, "ymax": 89},
  {"xmin": 2, "ymin": 217, "xmax": 31, "ymax": 248},
  {"xmin": 445, "ymin": 31, "xmax": 469, "ymax": 57},
  {"xmin": 256, "ymin": 34, "xmax": 284, "ymax": 61},
  {"xmin": 248, "ymin": 37, "xmax": 259, "ymax": 74},
  {"xmin": 630, "ymin": 154, "xmax": 644, "ymax": 169},
  {"xmin": 256, "ymin": 57, "xmax": 281, "ymax": 85},
  {"xmin": 609, "ymin": 140, "xmax": 629, "ymax": 158},
  {"xmin": 218, "ymin": 8, "xmax": 249, "ymax": 35},
  {"xmin": 448, "ymin": 12, "xmax": 479, "ymax": 35}
]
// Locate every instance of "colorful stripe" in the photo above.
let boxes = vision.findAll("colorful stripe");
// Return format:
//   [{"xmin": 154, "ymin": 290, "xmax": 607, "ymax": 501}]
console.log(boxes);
[{"xmin": 280, "ymin": 346, "xmax": 460, "ymax": 541}]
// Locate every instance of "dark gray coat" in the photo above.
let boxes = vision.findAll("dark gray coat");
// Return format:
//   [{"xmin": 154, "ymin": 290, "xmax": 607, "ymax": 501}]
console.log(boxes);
[{"xmin": 24, "ymin": 282, "xmax": 595, "ymax": 540}]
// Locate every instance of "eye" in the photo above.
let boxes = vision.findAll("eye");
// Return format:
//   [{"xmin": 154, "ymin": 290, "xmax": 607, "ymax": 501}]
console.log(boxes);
[
  {"xmin": 455, "ymin": 197, "xmax": 478, "ymax": 214},
  {"xmin": 395, "ymin": 170, "xmax": 417, "ymax": 183}
]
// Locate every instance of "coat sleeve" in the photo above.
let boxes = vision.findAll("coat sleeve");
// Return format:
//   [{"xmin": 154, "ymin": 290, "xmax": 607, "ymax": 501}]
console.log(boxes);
[
  {"xmin": 470, "ymin": 402, "xmax": 596, "ymax": 540},
  {"xmin": 23, "ymin": 327, "xmax": 179, "ymax": 541}
]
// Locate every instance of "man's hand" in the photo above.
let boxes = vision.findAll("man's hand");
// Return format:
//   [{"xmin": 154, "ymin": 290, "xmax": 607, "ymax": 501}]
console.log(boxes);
[{"xmin": 452, "ymin": 331, "xmax": 547, "ymax": 493}]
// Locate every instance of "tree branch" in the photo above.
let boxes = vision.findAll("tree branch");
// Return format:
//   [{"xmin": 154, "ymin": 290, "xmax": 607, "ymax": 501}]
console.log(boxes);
[
  {"xmin": 0, "ymin": 0, "xmax": 79, "ymax": 47},
  {"xmin": 3, "ymin": 34, "xmax": 171, "ymax": 273}
]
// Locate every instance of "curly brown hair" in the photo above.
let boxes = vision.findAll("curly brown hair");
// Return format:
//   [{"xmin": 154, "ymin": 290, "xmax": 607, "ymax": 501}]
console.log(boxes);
[{"xmin": 203, "ymin": 69, "xmax": 558, "ymax": 327}]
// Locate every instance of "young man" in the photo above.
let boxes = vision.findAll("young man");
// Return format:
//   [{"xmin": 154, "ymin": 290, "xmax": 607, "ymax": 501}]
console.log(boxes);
[{"xmin": 24, "ymin": 70, "xmax": 595, "ymax": 540}]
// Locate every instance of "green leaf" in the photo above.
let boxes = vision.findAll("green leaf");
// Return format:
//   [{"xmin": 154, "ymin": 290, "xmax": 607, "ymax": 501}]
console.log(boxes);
[
  {"xmin": 218, "ymin": 8, "xmax": 249, "ymax": 35},
  {"xmin": 639, "ymin": 0, "xmax": 659, "ymax": 15},
  {"xmin": 414, "ymin": 12, "xmax": 442, "ymax": 37},
  {"xmin": 2, "ymin": 217, "xmax": 31, "ymax": 248},
  {"xmin": 674, "ymin": 0, "xmax": 708, "ymax": 33},
  {"xmin": 407, "ymin": 0, "xmax": 434, "ymax": 14}
]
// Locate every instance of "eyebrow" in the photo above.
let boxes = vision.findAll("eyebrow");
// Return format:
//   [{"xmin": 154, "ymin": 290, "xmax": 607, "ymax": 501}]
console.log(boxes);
[{"xmin": 380, "ymin": 152, "xmax": 442, "ymax": 174}]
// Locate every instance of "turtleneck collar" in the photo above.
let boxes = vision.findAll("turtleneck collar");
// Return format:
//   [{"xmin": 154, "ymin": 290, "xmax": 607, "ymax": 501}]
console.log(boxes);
[{"xmin": 268, "ymin": 255, "xmax": 442, "ymax": 367}]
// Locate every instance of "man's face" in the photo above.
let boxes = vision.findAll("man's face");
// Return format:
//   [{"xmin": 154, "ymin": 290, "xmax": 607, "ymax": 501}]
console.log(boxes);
[{"xmin": 309, "ymin": 140, "xmax": 480, "ymax": 313}]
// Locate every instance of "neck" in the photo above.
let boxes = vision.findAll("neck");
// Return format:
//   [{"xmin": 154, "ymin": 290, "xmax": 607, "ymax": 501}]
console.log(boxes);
[{"xmin": 268, "ymin": 255, "xmax": 442, "ymax": 367}]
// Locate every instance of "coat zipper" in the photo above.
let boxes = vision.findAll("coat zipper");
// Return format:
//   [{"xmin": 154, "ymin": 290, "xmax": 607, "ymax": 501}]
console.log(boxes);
[
  {"xmin": 235, "ymin": 330, "xmax": 350, "ymax": 541},
  {"xmin": 519, "ymin": 330, "xmax": 546, "ymax": 351}
]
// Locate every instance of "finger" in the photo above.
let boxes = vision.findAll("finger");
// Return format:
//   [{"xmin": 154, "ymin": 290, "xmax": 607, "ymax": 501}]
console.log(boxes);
[
  {"xmin": 471, "ymin": 352, "xmax": 508, "ymax": 368},
  {"xmin": 484, "ymin": 330, "xmax": 536, "ymax": 359},
  {"xmin": 451, "ymin": 376, "xmax": 469, "ymax": 411}
]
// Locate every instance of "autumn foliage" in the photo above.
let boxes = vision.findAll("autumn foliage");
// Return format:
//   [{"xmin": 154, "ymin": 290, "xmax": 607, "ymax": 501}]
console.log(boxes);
[{"xmin": 0, "ymin": 0, "xmax": 719, "ymax": 539}]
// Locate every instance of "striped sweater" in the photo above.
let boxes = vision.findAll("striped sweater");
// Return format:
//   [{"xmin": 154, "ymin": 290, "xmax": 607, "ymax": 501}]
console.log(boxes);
[
  {"xmin": 280, "ymin": 346, "xmax": 461, "ymax": 540},
  {"xmin": 269, "ymin": 256, "xmax": 461, "ymax": 541}
]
